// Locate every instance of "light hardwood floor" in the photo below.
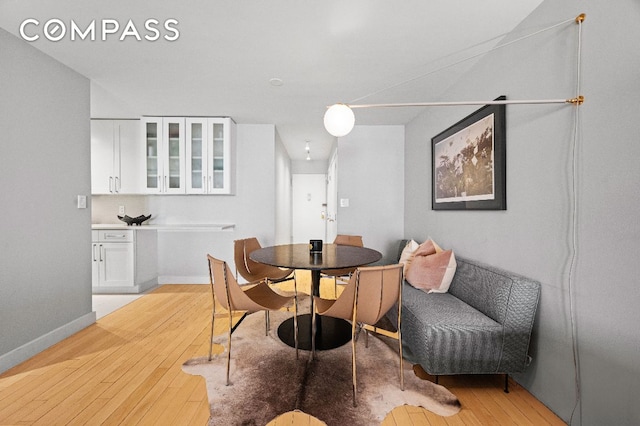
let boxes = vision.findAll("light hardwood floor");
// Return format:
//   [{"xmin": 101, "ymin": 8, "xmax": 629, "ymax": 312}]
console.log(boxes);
[{"xmin": 0, "ymin": 277, "xmax": 566, "ymax": 425}]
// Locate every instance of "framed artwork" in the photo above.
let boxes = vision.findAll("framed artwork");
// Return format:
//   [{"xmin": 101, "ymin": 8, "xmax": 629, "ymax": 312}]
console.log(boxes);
[{"xmin": 431, "ymin": 95, "xmax": 506, "ymax": 210}]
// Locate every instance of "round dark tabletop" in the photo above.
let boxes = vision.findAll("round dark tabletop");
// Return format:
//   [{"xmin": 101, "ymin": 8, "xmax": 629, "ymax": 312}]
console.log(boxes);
[{"xmin": 249, "ymin": 243, "xmax": 382, "ymax": 271}]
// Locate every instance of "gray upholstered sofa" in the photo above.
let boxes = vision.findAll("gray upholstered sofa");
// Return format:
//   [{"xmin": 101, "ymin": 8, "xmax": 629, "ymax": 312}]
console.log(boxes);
[{"xmin": 386, "ymin": 240, "xmax": 541, "ymax": 391}]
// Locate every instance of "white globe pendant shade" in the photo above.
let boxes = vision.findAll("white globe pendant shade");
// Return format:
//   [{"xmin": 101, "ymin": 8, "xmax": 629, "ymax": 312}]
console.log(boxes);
[{"xmin": 323, "ymin": 104, "xmax": 355, "ymax": 137}]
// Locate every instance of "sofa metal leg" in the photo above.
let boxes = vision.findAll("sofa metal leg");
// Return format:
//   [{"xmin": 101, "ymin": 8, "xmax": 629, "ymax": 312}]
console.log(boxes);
[
  {"xmin": 504, "ymin": 374, "xmax": 509, "ymax": 393},
  {"xmin": 435, "ymin": 375, "xmax": 439, "ymax": 385}
]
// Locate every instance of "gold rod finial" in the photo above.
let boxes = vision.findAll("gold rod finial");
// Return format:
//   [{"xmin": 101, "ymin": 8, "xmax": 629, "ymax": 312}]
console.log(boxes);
[
  {"xmin": 568, "ymin": 95, "xmax": 585, "ymax": 105},
  {"xmin": 575, "ymin": 13, "xmax": 586, "ymax": 24}
]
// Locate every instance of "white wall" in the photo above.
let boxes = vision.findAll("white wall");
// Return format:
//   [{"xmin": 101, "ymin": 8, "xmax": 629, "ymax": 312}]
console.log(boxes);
[
  {"xmin": 274, "ymin": 131, "xmax": 292, "ymax": 244},
  {"xmin": 404, "ymin": 1, "xmax": 640, "ymax": 423},
  {"xmin": 337, "ymin": 125, "xmax": 404, "ymax": 263},
  {"xmin": 291, "ymin": 160, "xmax": 328, "ymax": 174},
  {"xmin": 0, "ymin": 29, "xmax": 94, "ymax": 372}
]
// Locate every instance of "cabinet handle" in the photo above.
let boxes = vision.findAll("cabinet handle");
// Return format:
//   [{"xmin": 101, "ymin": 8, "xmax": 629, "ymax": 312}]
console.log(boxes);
[
  {"xmin": 105, "ymin": 233, "xmax": 127, "ymax": 239},
  {"xmin": 209, "ymin": 176, "xmax": 212, "ymax": 192},
  {"xmin": 109, "ymin": 176, "xmax": 114, "ymax": 193},
  {"xmin": 165, "ymin": 176, "xmax": 168, "ymax": 192},
  {"xmin": 99, "ymin": 244, "xmax": 103, "ymax": 262},
  {"xmin": 93, "ymin": 244, "xmax": 98, "ymax": 262},
  {"xmin": 115, "ymin": 176, "xmax": 120, "ymax": 193}
]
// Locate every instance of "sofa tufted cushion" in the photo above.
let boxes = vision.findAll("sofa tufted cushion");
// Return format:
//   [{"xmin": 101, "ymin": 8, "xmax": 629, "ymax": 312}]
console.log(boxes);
[{"xmin": 405, "ymin": 239, "xmax": 457, "ymax": 293}]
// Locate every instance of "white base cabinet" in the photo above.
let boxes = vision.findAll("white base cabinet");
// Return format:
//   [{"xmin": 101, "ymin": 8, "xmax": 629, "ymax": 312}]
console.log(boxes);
[{"xmin": 92, "ymin": 229, "xmax": 157, "ymax": 294}]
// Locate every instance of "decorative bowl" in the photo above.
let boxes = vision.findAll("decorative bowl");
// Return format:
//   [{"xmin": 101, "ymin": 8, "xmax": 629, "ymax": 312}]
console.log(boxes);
[{"xmin": 117, "ymin": 214, "xmax": 152, "ymax": 226}]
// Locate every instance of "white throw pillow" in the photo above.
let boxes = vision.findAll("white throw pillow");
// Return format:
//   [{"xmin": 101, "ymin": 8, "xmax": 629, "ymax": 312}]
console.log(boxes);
[{"xmin": 399, "ymin": 239, "xmax": 419, "ymax": 274}]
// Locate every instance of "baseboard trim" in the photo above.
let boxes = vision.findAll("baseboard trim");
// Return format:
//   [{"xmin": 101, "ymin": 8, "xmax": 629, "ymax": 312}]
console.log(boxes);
[
  {"xmin": 0, "ymin": 311, "xmax": 96, "ymax": 374},
  {"xmin": 158, "ymin": 276, "xmax": 209, "ymax": 284},
  {"xmin": 92, "ymin": 278, "xmax": 158, "ymax": 294}
]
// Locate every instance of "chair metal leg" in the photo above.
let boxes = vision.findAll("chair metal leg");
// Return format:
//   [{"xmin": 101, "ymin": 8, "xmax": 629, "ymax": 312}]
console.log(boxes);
[
  {"xmin": 398, "ymin": 325, "xmax": 404, "ymax": 391},
  {"xmin": 226, "ymin": 310, "xmax": 232, "ymax": 386},
  {"xmin": 351, "ymin": 318, "xmax": 358, "ymax": 407},
  {"xmin": 264, "ymin": 278, "xmax": 271, "ymax": 336},
  {"xmin": 293, "ymin": 271, "xmax": 299, "ymax": 360},
  {"xmin": 504, "ymin": 374, "xmax": 509, "ymax": 393},
  {"xmin": 398, "ymin": 285, "xmax": 404, "ymax": 391},
  {"xmin": 208, "ymin": 301, "xmax": 216, "ymax": 361}
]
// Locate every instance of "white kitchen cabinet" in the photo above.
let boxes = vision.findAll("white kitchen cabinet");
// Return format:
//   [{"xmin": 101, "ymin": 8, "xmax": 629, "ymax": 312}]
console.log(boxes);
[
  {"xmin": 91, "ymin": 119, "xmax": 142, "ymax": 194},
  {"xmin": 186, "ymin": 117, "xmax": 236, "ymax": 194},
  {"xmin": 142, "ymin": 117, "xmax": 186, "ymax": 194},
  {"xmin": 92, "ymin": 229, "xmax": 157, "ymax": 294}
]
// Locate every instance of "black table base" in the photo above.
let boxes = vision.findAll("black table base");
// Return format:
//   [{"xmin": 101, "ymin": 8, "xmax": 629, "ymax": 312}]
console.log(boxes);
[
  {"xmin": 277, "ymin": 314, "xmax": 352, "ymax": 351},
  {"xmin": 250, "ymin": 245, "xmax": 382, "ymax": 351}
]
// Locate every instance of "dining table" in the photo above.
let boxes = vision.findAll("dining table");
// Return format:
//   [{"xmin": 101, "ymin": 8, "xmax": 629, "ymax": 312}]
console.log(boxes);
[{"xmin": 249, "ymin": 243, "xmax": 382, "ymax": 350}]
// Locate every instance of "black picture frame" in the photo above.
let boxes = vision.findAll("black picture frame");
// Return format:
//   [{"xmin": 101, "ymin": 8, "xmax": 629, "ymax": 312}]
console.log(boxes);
[{"xmin": 431, "ymin": 95, "xmax": 506, "ymax": 210}]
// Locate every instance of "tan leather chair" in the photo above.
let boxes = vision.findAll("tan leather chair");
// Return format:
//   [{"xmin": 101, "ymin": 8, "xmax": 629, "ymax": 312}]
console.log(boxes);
[
  {"xmin": 311, "ymin": 263, "xmax": 404, "ymax": 406},
  {"xmin": 234, "ymin": 237, "xmax": 294, "ymax": 285},
  {"xmin": 207, "ymin": 254, "xmax": 299, "ymax": 385},
  {"xmin": 321, "ymin": 234, "xmax": 364, "ymax": 298}
]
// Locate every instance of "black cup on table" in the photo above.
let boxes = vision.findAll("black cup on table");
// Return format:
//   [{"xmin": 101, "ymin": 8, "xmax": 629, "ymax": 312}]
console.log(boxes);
[{"xmin": 309, "ymin": 239, "xmax": 323, "ymax": 253}]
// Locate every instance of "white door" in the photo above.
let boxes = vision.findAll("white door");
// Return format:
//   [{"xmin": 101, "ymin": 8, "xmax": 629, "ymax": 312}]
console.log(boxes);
[{"xmin": 292, "ymin": 174, "xmax": 327, "ymax": 243}]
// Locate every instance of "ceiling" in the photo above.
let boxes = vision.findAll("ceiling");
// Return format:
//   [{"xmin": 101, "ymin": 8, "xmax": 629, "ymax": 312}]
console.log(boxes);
[{"xmin": 0, "ymin": 0, "xmax": 542, "ymax": 161}]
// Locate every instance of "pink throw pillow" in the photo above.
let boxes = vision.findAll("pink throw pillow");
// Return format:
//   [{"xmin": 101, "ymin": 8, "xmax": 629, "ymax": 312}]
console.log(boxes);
[{"xmin": 405, "ymin": 240, "xmax": 457, "ymax": 293}]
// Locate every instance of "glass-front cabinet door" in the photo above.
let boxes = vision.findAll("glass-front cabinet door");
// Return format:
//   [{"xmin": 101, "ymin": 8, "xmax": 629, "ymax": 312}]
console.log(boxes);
[
  {"xmin": 186, "ymin": 118, "xmax": 207, "ymax": 194},
  {"xmin": 163, "ymin": 118, "xmax": 185, "ymax": 193},
  {"xmin": 206, "ymin": 117, "xmax": 235, "ymax": 194},
  {"xmin": 210, "ymin": 120, "xmax": 227, "ymax": 192},
  {"xmin": 186, "ymin": 117, "xmax": 235, "ymax": 194},
  {"xmin": 142, "ymin": 117, "xmax": 185, "ymax": 194},
  {"xmin": 143, "ymin": 118, "xmax": 161, "ymax": 192},
  {"xmin": 144, "ymin": 116, "xmax": 232, "ymax": 195}
]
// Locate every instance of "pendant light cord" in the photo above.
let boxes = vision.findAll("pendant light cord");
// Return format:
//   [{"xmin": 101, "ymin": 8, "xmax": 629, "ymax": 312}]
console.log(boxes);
[{"xmin": 568, "ymin": 16, "xmax": 584, "ymax": 426}]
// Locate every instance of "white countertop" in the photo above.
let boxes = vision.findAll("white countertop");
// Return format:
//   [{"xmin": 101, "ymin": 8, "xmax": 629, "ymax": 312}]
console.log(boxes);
[{"xmin": 92, "ymin": 223, "xmax": 235, "ymax": 231}]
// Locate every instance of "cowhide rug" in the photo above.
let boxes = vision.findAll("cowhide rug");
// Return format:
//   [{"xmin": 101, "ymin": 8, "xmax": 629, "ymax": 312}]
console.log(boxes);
[{"xmin": 182, "ymin": 302, "xmax": 460, "ymax": 425}]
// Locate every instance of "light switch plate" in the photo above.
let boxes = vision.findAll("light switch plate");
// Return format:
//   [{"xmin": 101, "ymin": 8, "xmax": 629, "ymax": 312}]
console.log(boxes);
[
  {"xmin": 340, "ymin": 198, "xmax": 349, "ymax": 207},
  {"xmin": 77, "ymin": 195, "xmax": 87, "ymax": 209}
]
